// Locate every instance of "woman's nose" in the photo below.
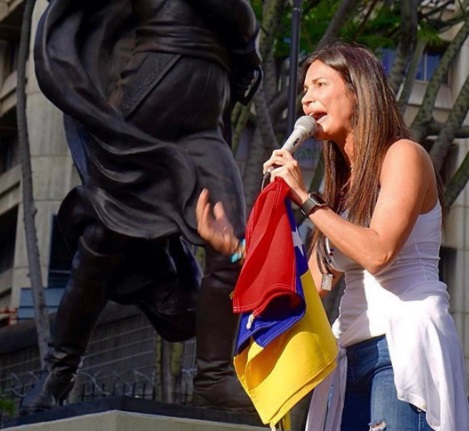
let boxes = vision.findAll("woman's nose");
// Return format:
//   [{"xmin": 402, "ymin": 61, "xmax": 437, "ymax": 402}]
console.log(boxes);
[{"xmin": 301, "ymin": 89, "xmax": 314, "ymax": 107}]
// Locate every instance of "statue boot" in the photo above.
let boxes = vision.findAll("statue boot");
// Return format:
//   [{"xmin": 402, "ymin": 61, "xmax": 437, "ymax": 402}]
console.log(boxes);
[
  {"xmin": 192, "ymin": 251, "xmax": 254, "ymax": 411},
  {"xmin": 20, "ymin": 237, "xmax": 122, "ymax": 415}
]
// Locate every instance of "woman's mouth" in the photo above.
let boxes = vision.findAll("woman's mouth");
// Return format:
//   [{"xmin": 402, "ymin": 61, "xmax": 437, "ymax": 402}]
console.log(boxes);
[{"xmin": 311, "ymin": 112, "xmax": 327, "ymax": 124}]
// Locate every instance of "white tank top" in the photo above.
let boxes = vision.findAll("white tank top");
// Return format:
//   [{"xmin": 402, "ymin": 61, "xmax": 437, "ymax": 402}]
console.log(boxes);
[{"xmin": 327, "ymin": 202, "xmax": 443, "ymax": 347}]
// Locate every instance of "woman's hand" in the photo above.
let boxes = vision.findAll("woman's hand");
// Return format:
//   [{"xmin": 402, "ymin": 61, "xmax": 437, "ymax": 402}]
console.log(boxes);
[
  {"xmin": 195, "ymin": 188, "xmax": 240, "ymax": 255},
  {"xmin": 263, "ymin": 149, "xmax": 309, "ymax": 205}
]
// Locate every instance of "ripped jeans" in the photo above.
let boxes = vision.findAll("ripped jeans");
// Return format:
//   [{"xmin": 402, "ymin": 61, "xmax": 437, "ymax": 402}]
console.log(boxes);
[{"xmin": 341, "ymin": 335, "xmax": 433, "ymax": 431}]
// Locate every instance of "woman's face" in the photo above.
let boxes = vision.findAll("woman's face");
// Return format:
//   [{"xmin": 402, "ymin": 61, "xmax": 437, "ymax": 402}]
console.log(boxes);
[{"xmin": 301, "ymin": 60, "xmax": 355, "ymax": 146}]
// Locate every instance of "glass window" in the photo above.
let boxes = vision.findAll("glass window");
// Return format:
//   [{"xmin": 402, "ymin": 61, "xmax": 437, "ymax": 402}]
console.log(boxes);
[
  {"xmin": 379, "ymin": 47, "xmax": 443, "ymax": 82},
  {"xmin": 379, "ymin": 48, "xmax": 396, "ymax": 75},
  {"xmin": 0, "ymin": 207, "xmax": 17, "ymax": 274}
]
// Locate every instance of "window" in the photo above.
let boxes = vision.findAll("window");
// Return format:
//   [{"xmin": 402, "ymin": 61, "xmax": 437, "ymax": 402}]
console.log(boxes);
[
  {"xmin": 415, "ymin": 50, "xmax": 442, "ymax": 82},
  {"xmin": 380, "ymin": 48, "xmax": 397, "ymax": 76},
  {"xmin": 0, "ymin": 206, "xmax": 17, "ymax": 274},
  {"xmin": 0, "ymin": 136, "xmax": 18, "ymax": 174},
  {"xmin": 379, "ymin": 47, "xmax": 445, "ymax": 83}
]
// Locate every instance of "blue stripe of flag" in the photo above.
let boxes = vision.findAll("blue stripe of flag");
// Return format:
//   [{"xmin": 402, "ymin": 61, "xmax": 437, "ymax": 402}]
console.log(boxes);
[{"xmin": 235, "ymin": 200, "xmax": 307, "ymax": 353}]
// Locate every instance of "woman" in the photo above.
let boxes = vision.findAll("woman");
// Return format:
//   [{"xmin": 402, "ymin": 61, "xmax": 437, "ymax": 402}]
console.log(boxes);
[{"xmin": 196, "ymin": 41, "xmax": 469, "ymax": 430}]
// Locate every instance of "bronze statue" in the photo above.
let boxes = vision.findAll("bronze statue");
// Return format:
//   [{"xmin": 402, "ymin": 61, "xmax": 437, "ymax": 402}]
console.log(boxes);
[{"xmin": 21, "ymin": 0, "xmax": 261, "ymax": 414}]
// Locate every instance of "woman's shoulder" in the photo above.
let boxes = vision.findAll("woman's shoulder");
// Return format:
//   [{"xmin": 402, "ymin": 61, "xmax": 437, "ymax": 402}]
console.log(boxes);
[
  {"xmin": 388, "ymin": 138, "xmax": 427, "ymax": 154},
  {"xmin": 381, "ymin": 139, "xmax": 438, "ymax": 212},
  {"xmin": 384, "ymin": 139, "xmax": 433, "ymax": 169}
]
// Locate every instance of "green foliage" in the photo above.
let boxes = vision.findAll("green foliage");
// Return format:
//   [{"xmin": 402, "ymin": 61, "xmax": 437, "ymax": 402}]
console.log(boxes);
[
  {"xmin": 276, "ymin": 0, "xmax": 340, "ymax": 57},
  {"xmin": 257, "ymin": 0, "xmax": 446, "ymax": 60},
  {"xmin": 300, "ymin": 1, "xmax": 340, "ymax": 51},
  {"xmin": 0, "ymin": 392, "xmax": 15, "ymax": 418},
  {"xmin": 261, "ymin": 0, "xmax": 400, "ymax": 59},
  {"xmin": 341, "ymin": 3, "xmax": 401, "ymax": 49},
  {"xmin": 417, "ymin": 20, "xmax": 447, "ymax": 47},
  {"xmin": 250, "ymin": 0, "xmax": 264, "ymax": 18}
]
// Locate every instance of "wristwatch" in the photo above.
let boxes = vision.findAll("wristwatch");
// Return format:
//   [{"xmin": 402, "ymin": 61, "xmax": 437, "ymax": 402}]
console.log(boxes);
[{"xmin": 300, "ymin": 192, "xmax": 327, "ymax": 218}]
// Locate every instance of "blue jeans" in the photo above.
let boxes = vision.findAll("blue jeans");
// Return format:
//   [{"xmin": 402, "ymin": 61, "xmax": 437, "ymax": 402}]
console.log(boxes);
[{"xmin": 341, "ymin": 335, "xmax": 433, "ymax": 431}]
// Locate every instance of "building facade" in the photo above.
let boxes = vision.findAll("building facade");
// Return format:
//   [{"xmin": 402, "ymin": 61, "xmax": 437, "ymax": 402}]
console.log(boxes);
[{"xmin": 0, "ymin": 0, "xmax": 76, "ymax": 320}]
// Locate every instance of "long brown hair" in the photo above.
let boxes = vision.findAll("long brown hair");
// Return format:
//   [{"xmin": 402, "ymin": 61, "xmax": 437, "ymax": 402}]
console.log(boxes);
[{"xmin": 304, "ymin": 41, "xmax": 414, "ymax": 274}]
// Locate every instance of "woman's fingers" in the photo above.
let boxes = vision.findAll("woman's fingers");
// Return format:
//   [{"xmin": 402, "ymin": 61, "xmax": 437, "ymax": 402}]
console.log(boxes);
[
  {"xmin": 263, "ymin": 149, "xmax": 296, "ymax": 174},
  {"xmin": 264, "ymin": 150, "xmax": 291, "ymax": 173},
  {"xmin": 267, "ymin": 157, "xmax": 308, "ymax": 205}
]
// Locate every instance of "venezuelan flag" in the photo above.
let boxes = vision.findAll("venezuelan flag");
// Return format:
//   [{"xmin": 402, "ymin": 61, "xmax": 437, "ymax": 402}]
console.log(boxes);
[{"xmin": 233, "ymin": 179, "xmax": 338, "ymax": 428}]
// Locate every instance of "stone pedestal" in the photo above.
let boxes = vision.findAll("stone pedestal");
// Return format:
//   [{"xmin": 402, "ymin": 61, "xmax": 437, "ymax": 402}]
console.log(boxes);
[
  {"xmin": 4, "ymin": 410, "xmax": 267, "ymax": 431},
  {"xmin": 4, "ymin": 397, "xmax": 266, "ymax": 431}
]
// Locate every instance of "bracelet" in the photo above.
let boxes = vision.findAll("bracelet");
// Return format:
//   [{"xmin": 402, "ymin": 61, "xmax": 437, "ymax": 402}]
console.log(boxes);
[{"xmin": 230, "ymin": 238, "xmax": 246, "ymax": 264}]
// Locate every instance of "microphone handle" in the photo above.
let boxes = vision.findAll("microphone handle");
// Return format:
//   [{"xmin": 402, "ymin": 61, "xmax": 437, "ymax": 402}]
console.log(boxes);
[{"xmin": 261, "ymin": 137, "xmax": 298, "ymax": 185}]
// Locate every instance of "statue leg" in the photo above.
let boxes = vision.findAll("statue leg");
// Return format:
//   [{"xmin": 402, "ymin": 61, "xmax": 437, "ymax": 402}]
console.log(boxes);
[
  {"xmin": 192, "ymin": 249, "xmax": 253, "ymax": 411},
  {"xmin": 20, "ymin": 228, "xmax": 124, "ymax": 415},
  {"xmin": 132, "ymin": 237, "xmax": 200, "ymax": 342},
  {"xmin": 109, "ymin": 52, "xmax": 251, "ymax": 409}
]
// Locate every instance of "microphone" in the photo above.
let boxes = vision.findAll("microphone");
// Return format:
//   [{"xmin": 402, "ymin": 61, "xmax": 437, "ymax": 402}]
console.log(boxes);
[
  {"xmin": 262, "ymin": 116, "xmax": 316, "ymax": 184},
  {"xmin": 281, "ymin": 115, "xmax": 317, "ymax": 154}
]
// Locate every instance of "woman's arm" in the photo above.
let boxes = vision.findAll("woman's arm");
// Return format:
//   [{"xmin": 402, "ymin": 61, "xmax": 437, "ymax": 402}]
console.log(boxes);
[{"xmin": 267, "ymin": 139, "xmax": 439, "ymax": 274}]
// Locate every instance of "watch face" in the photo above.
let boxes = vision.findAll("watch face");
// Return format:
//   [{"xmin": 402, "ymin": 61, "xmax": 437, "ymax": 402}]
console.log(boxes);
[
  {"xmin": 310, "ymin": 192, "xmax": 326, "ymax": 206},
  {"xmin": 301, "ymin": 193, "xmax": 326, "ymax": 218}
]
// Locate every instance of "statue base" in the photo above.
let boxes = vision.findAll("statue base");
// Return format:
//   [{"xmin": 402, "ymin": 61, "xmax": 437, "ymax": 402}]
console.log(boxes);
[{"xmin": 4, "ymin": 397, "xmax": 264, "ymax": 430}]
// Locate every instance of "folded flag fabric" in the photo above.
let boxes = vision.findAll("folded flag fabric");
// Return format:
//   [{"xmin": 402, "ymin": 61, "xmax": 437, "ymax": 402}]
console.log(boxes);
[
  {"xmin": 233, "ymin": 178, "xmax": 338, "ymax": 428},
  {"xmin": 232, "ymin": 178, "xmax": 303, "ymax": 318}
]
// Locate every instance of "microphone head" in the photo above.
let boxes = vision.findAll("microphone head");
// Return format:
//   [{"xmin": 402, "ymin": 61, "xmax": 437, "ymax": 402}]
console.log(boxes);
[
  {"xmin": 281, "ymin": 115, "xmax": 317, "ymax": 154},
  {"xmin": 294, "ymin": 115, "xmax": 317, "ymax": 136}
]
